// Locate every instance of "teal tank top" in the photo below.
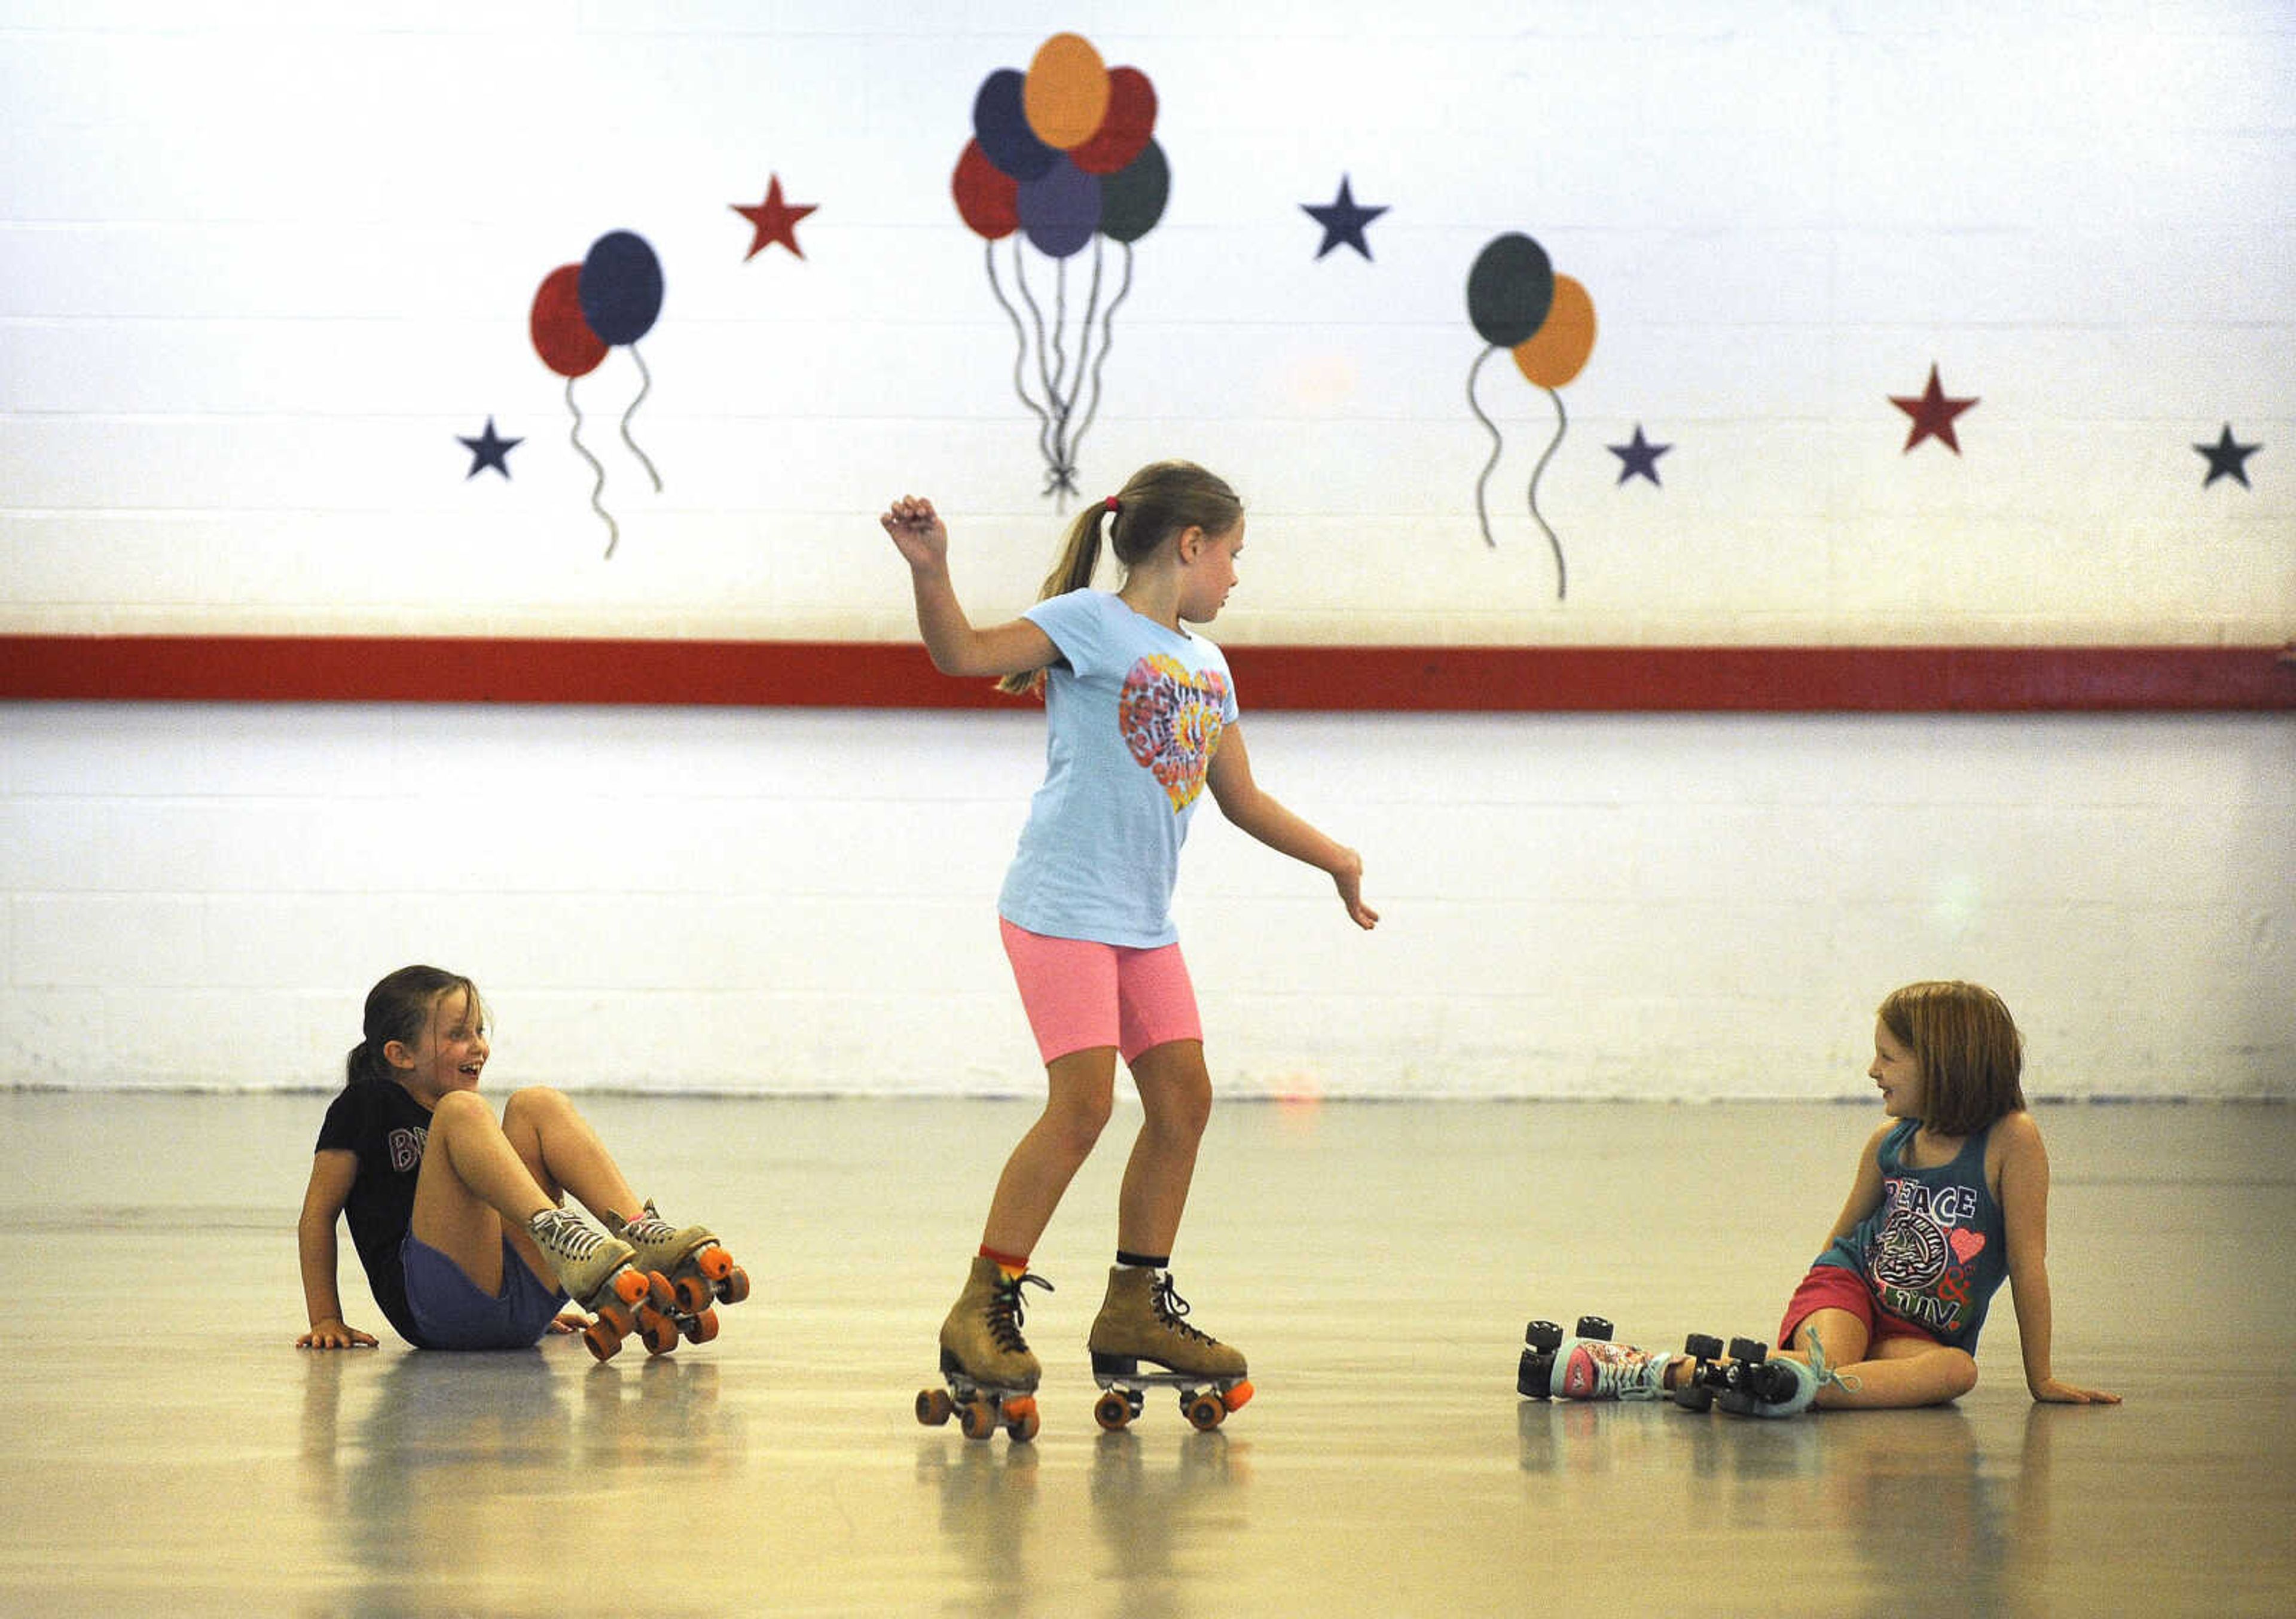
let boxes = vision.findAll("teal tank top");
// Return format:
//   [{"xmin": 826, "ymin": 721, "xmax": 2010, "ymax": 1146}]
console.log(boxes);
[{"xmin": 1816, "ymin": 1118, "xmax": 2010, "ymax": 1353}]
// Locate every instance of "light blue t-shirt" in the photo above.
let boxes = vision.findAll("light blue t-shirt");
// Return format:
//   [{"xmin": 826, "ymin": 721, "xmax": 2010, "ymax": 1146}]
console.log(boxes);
[{"xmin": 996, "ymin": 589, "xmax": 1239, "ymax": 948}]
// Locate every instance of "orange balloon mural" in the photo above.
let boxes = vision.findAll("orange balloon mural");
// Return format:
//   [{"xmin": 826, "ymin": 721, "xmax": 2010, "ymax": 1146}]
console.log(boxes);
[{"xmin": 1467, "ymin": 235, "xmax": 1598, "ymax": 599}]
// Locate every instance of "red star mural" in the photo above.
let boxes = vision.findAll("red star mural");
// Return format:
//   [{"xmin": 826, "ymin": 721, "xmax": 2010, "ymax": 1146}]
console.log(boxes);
[
  {"xmin": 1890, "ymin": 364, "xmax": 1979, "ymax": 455},
  {"xmin": 732, "ymin": 175, "xmax": 817, "ymax": 260}
]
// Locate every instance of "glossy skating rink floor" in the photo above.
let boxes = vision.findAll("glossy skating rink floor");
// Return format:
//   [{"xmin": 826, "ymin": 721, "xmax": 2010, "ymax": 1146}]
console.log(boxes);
[{"xmin": 4, "ymin": 1092, "xmax": 2291, "ymax": 1617}]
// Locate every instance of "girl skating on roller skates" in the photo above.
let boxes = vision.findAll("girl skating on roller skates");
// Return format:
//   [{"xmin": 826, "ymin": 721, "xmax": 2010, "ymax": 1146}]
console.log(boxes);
[
  {"xmin": 885, "ymin": 462, "xmax": 1378, "ymax": 1438},
  {"xmin": 1525, "ymin": 981, "xmax": 2119, "ymax": 1414},
  {"xmin": 295, "ymin": 965, "xmax": 747, "ymax": 1360}
]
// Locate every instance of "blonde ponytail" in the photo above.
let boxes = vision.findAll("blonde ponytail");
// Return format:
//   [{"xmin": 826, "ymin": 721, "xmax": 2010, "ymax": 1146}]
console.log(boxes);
[{"xmin": 995, "ymin": 462, "xmax": 1243, "ymax": 698}]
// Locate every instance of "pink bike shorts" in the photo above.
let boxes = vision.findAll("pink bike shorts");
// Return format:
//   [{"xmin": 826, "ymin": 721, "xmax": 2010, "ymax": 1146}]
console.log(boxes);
[
  {"xmin": 999, "ymin": 917, "xmax": 1203, "ymax": 1065},
  {"xmin": 1778, "ymin": 1263, "xmax": 1943, "ymax": 1355}
]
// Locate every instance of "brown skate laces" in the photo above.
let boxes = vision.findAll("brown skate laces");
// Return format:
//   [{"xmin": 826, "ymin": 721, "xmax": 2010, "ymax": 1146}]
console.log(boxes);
[
  {"xmin": 1152, "ymin": 1274, "xmax": 1218, "ymax": 1344},
  {"xmin": 988, "ymin": 1270, "xmax": 1052, "ymax": 1352}
]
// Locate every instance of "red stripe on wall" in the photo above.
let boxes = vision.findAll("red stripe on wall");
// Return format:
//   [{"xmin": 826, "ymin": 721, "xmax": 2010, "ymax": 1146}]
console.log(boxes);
[{"xmin": 1, "ymin": 636, "xmax": 2290, "ymax": 711}]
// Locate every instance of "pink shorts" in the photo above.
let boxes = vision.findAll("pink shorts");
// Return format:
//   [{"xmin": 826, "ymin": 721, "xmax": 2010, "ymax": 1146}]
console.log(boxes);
[
  {"xmin": 1778, "ymin": 1264, "xmax": 1942, "ymax": 1354},
  {"xmin": 999, "ymin": 918, "xmax": 1202, "ymax": 1065}
]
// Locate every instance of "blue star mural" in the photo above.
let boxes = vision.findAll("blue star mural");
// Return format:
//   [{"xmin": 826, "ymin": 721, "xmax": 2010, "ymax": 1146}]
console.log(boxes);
[
  {"xmin": 457, "ymin": 416, "xmax": 521, "ymax": 480},
  {"xmin": 1608, "ymin": 424, "xmax": 1672, "ymax": 487},
  {"xmin": 2194, "ymin": 423, "xmax": 2261, "ymax": 488},
  {"xmin": 1301, "ymin": 175, "xmax": 1387, "ymax": 261}
]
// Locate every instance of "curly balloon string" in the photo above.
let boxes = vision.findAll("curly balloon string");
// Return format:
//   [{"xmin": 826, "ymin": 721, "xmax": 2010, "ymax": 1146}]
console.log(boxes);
[
  {"xmin": 619, "ymin": 344, "xmax": 662, "ymax": 494},
  {"xmin": 1010, "ymin": 246, "xmax": 1061, "ymax": 468},
  {"xmin": 985, "ymin": 240, "xmax": 1055, "ymax": 452},
  {"xmin": 1070, "ymin": 240, "xmax": 1132, "ymax": 479},
  {"xmin": 1528, "ymin": 385, "xmax": 1567, "ymax": 600},
  {"xmin": 1467, "ymin": 344, "xmax": 1504, "ymax": 550},
  {"xmin": 566, "ymin": 375, "xmax": 618, "ymax": 560},
  {"xmin": 1005, "ymin": 240, "xmax": 1081, "ymax": 505}
]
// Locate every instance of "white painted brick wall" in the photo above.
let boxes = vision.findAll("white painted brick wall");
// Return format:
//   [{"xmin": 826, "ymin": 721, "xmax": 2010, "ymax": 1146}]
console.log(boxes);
[
  {"xmin": 1, "ymin": 2, "xmax": 2288, "ymax": 642},
  {"xmin": 1, "ymin": 4, "xmax": 2290, "ymax": 1096},
  {"xmin": 2, "ymin": 703, "xmax": 2288, "ymax": 1097}
]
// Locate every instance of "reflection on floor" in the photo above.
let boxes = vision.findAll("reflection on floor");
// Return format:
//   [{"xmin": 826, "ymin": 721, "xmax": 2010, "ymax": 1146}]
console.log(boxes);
[{"xmin": 3, "ymin": 1093, "xmax": 2289, "ymax": 1615}]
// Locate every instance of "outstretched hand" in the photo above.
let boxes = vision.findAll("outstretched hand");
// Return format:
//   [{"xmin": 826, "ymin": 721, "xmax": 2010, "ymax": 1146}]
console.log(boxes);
[
  {"xmin": 1332, "ymin": 848, "xmax": 1379, "ymax": 931},
  {"xmin": 881, "ymin": 495, "xmax": 948, "ymax": 572},
  {"xmin": 2032, "ymin": 1377, "xmax": 2120, "ymax": 1405},
  {"xmin": 297, "ymin": 1318, "xmax": 377, "ymax": 1350}
]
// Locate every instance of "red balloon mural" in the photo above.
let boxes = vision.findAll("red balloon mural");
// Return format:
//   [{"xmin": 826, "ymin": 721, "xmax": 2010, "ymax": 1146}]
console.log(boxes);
[{"xmin": 950, "ymin": 33, "xmax": 1168, "ymax": 502}]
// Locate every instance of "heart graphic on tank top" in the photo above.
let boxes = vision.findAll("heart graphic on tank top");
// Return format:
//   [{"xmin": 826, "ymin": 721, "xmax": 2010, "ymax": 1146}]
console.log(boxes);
[
  {"xmin": 1947, "ymin": 1228, "xmax": 1986, "ymax": 1265},
  {"xmin": 1120, "ymin": 654, "xmax": 1230, "ymax": 812}
]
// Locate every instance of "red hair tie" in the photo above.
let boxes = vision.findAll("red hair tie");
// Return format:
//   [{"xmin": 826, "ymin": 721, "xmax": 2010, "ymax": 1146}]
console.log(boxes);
[{"xmin": 1104, "ymin": 495, "xmax": 1120, "ymax": 513}]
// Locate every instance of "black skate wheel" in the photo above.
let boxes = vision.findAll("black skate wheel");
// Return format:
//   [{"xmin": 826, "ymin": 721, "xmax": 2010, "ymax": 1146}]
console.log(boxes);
[
  {"xmin": 1683, "ymin": 1333, "xmax": 1724, "ymax": 1360},
  {"xmin": 1727, "ymin": 1337, "xmax": 1767, "ymax": 1364},
  {"xmin": 1752, "ymin": 1362, "xmax": 1800, "ymax": 1405},
  {"xmin": 1518, "ymin": 1348, "xmax": 1555, "ymax": 1400},
  {"xmin": 1576, "ymin": 1316, "xmax": 1614, "ymax": 1341},
  {"xmin": 1523, "ymin": 1320, "xmax": 1564, "ymax": 1352}
]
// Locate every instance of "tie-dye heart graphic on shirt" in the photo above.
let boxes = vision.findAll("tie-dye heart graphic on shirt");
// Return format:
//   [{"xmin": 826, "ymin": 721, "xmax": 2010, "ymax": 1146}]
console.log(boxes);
[{"xmin": 1120, "ymin": 654, "xmax": 1229, "ymax": 812}]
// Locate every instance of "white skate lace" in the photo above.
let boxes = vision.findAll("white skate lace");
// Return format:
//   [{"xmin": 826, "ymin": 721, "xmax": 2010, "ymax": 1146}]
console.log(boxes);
[
  {"xmin": 534, "ymin": 1209, "xmax": 608, "ymax": 1262},
  {"xmin": 988, "ymin": 1271, "xmax": 1052, "ymax": 1352},
  {"xmin": 1152, "ymin": 1275, "xmax": 1218, "ymax": 1345}
]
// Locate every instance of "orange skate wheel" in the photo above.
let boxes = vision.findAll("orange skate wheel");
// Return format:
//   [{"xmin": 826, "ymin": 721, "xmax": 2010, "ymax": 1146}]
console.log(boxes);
[
  {"xmin": 1093, "ymin": 1390, "xmax": 1134, "ymax": 1432},
  {"xmin": 719, "ymin": 1267, "xmax": 751, "ymax": 1305},
  {"xmin": 958, "ymin": 1400, "xmax": 998, "ymax": 1441},
  {"xmin": 697, "ymin": 1245, "xmax": 734, "ymax": 1282},
  {"xmin": 1007, "ymin": 1404, "xmax": 1041, "ymax": 1443},
  {"xmin": 1184, "ymin": 1392, "xmax": 1226, "ymax": 1432},
  {"xmin": 682, "ymin": 1307, "xmax": 720, "ymax": 1344},
  {"xmin": 597, "ymin": 1301, "xmax": 636, "ymax": 1339},
  {"xmin": 917, "ymin": 1388, "xmax": 954, "ymax": 1426},
  {"xmin": 643, "ymin": 1270, "xmax": 674, "ymax": 1309},
  {"xmin": 638, "ymin": 1309, "xmax": 680, "ymax": 1356},
  {"xmin": 1223, "ymin": 1380, "xmax": 1255, "ymax": 1412},
  {"xmin": 584, "ymin": 1319, "xmax": 624, "ymax": 1362},
  {"xmin": 673, "ymin": 1275, "xmax": 714, "ymax": 1315},
  {"xmin": 611, "ymin": 1267, "xmax": 652, "ymax": 1307}
]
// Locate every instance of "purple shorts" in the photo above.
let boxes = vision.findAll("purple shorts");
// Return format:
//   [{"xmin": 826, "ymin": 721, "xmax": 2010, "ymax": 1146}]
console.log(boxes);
[
  {"xmin": 1000, "ymin": 917, "xmax": 1203, "ymax": 1065},
  {"xmin": 401, "ymin": 1231, "xmax": 568, "ymax": 1352},
  {"xmin": 1778, "ymin": 1263, "xmax": 1943, "ymax": 1354}
]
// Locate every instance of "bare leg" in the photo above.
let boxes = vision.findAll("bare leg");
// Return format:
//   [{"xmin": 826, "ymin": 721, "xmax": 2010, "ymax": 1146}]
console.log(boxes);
[
  {"xmin": 413, "ymin": 1087, "xmax": 646, "ymax": 1294},
  {"xmin": 979, "ymin": 1048, "xmax": 1116, "ymax": 1260},
  {"xmin": 1772, "ymin": 1307, "xmax": 1979, "ymax": 1408},
  {"xmin": 497, "ymin": 1087, "xmax": 646, "ymax": 1283},
  {"xmin": 1117, "ymin": 1039, "xmax": 1213, "ymax": 1258},
  {"xmin": 409, "ymin": 1089, "xmax": 556, "ymax": 1296}
]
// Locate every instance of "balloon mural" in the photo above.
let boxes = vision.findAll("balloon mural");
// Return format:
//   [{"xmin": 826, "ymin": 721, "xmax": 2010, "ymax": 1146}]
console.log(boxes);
[
  {"xmin": 951, "ymin": 33, "xmax": 1168, "ymax": 502},
  {"xmin": 1465, "ymin": 232, "xmax": 1597, "ymax": 599},
  {"xmin": 529, "ymin": 230, "xmax": 665, "ymax": 559}
]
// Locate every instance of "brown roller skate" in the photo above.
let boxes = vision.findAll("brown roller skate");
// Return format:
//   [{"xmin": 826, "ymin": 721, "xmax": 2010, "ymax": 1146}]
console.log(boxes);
[
  {"xmin": 527, "ymin": 1207, "xmax": 677, "ymax": 1361},
  {"xmin": 916, "ymin": 1257, "xmax": 1051, "ymax": 1443},
  {"xmin": 1087, "ymin": 1267, "xmax": 1253, "ymax": 1433},
  {"xmin": 606, "ymin": 1200, "xmax": 749, "ymax": 1347}
]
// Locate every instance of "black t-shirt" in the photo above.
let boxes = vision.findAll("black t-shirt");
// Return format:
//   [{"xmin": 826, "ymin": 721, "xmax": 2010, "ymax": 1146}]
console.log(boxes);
[{"xmin": 314, "ymin": 1080, "xmax": 434, "ymax": 1346}]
